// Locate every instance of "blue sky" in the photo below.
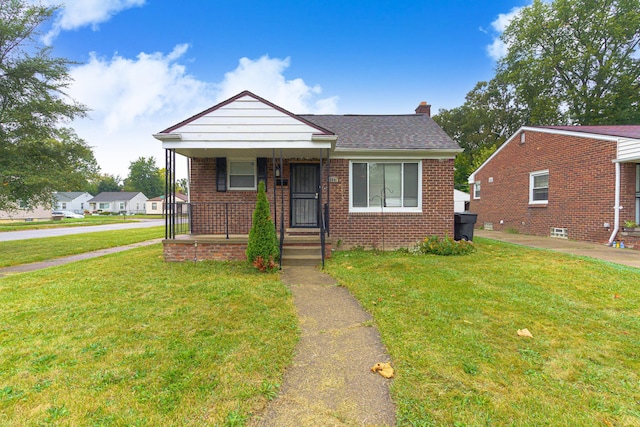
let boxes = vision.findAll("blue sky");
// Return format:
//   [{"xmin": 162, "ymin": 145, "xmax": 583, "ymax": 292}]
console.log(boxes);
[{"xmin": 38, "ymin": 0, "xmax": 531, "ymax": 178}]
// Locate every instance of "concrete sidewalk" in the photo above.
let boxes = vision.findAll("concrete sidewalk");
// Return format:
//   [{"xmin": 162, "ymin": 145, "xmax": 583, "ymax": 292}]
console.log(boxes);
[
  {"xmin": 0, "ymin": 239, "xmax": 163, "ymax": 278},
  {"xmin": 475, "ymin": 229, "xmax": 640, "ymax": 269}
]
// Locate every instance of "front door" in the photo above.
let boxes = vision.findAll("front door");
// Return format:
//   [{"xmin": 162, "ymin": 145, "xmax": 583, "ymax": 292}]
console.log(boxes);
[{"xmin": 290, "ymin": 163, "xmax": 320, "ymax": 227}]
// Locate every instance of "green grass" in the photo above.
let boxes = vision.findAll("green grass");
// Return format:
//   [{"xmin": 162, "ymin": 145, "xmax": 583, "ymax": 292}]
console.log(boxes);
[
  {"xmin": 0, "ymin": 215, "xmax": 156, "ymax": 232},
  {"xmin": 0, "ymin": 245, "xmax": 298, "ymax": 426},
  {"xmin": 325, "ymin": 238, "xmax": 640, "ymax": 426},
  {"xmin": 0, "ymin": 227, "xmax": 163, "ymax": 268}
]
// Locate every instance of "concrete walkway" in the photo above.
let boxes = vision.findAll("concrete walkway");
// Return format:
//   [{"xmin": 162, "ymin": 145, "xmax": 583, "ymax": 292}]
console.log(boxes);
[
  {"xmin": 251, "ymin": 266, "xmax": 396, "ymax": 427},
  {"xmin": 476, "ymin": 229, "xmax": 640, "ymax": 269},
  {"xmin": 0, "ymin": 239, "xmax": 163, "ymax": 278}
]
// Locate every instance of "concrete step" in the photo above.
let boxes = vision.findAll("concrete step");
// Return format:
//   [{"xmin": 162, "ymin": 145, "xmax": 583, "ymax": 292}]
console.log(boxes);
[
  {"xmin": 282, "ymin": 245, "xmax": 321, "ymax": 256},
  {"xmin": 281, "ymin": 254, "xmax": 322, "ymax": 267},
  {"xmin": 285, "ymin": 227, "xmax": 320, "ymax": 236}
]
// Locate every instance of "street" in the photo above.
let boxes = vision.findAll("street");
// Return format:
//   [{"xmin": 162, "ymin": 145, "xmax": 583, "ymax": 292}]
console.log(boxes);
[{"xmin": 0, "ymin": 220, "xmax": 164, "ymax": 242}]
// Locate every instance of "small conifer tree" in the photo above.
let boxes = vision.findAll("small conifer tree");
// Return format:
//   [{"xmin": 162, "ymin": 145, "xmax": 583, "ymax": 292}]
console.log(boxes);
[{"xmin": 246, "ymin": 181, "xmax": 279, "ymax": 271}]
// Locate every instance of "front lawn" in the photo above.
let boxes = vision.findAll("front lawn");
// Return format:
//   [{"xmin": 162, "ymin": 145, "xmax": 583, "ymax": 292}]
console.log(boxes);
[
  {"xmin": 0, "ymin": 246, "xmax": 298, "ymax": 426},
  {"xmin": 326, "ymin": 238, "xmax": 640, "ymax": 426},
  {"xmin": 0, "ymin": 227, "xmax": 163, "ymax": 268}
]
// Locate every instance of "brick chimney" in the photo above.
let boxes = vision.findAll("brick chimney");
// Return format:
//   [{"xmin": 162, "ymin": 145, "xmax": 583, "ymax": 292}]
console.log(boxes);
[{"xmin": 415, "ymin": 101, "xmax": 431, "ymax": 116}]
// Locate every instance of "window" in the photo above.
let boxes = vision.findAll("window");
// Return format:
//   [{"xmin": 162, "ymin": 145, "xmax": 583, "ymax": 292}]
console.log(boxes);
[
  {"xmin": 80, "ymin": 203, "xmax": 84, "ymax": 209},
  {"xmin": 99, "ymin": 202, "xmax": 109, "ymax": 209},
  {"xmin": 350, "ymin": 161, "xmax": 421, "ymax": 212},
  {"xmin": 530, "ymin": 170, "xmax": 549, "ymax": 204},
  {"xmin": 62, "ymin": 202, "xmax": 67, "ymax": 209},
  {"xmin": 473, "ymin": 181, "xmax": 481, "ymax": 199},
  {"xmin": 152, "ymin": 202, "xmax": 157, "ymax": 210},
  {"xmin": 228, "ymin": 160, "xmax": 256, "ymax": 190},
  {"xmin": 119, "ymin": 202, "xmax": 125, "ymax": 210}
]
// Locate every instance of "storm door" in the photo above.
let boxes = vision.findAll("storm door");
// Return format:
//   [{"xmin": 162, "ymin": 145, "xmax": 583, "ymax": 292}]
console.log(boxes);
[{"xmin": 290, "ymin": 163, "xmax": 320, "ymax": 227}]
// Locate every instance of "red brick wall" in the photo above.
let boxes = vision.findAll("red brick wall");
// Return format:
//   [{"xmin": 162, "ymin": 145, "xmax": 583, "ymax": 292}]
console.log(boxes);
[
  {"xmin": 470, "ymin": 130, "xmax": 638, "ymax": 245},
  {"xmin": 327, "ymin": 158, "xmax": 455, "ymax": 249},
  {"xmin": 187, "ymin": 156, "xmax": 455, "ymax": 250},
  {"xmin": 163, "ymin": 240, "xmax": 247, "ymax": 262}
]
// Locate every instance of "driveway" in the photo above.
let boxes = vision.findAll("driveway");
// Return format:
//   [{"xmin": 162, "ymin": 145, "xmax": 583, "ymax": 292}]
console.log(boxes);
[
  {"xmin": 476, "ymin": 229, "xmax": 640, "ymax": 269},
  {"xmin": 0, "ymin": 220, "xmax": 164, "ymax": 242}
]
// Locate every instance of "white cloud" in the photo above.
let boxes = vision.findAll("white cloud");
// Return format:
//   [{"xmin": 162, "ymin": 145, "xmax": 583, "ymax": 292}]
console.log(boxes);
[
  {"xmin": 68, "ymin": 44, "xmax": 216, "ymax": 177},
  {"xmin": 216, "ymin": 55, "xmax": 339, "ymax": 114},
  {"xmin": 41, "ymin": 0, "xmax": 145, "ymax": 44},
  {"xmin": 67, "ymin": 49, "xmax": 338, "ymax": 178},
  {"xmin": 486, "ymin": 6, "xmax": 524, "ymax": 61}
]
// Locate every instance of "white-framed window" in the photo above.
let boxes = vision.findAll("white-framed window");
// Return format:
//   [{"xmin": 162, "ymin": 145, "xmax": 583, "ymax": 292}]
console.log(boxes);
[
  {"xmin": 529, "ymin": 170, "xmax": 549, "ymax": 204},
  {"xmin": 228, "ymin": 159, "xmax": 256, "ymax": 190},
  {"xmin": 473, "ymin": 181, "xmax": 481, "ymax": 199},
  {"xmin": 99, "ymin": 202, "xmax": 109, "ymax": 209},
  {"xmin": 61, "ymin": 202, "xmax": 67, "ymax": 209},
  {"xmin": 152, "ymin": 202, "xmax": 157, "ymax": 210},
  {"xmin": 349, "ymin": 161, "xmax": 421, "ymax": 212},
  {"xmin": 119, "ymin": 202, "xmax": 125, "ymax": 210}
]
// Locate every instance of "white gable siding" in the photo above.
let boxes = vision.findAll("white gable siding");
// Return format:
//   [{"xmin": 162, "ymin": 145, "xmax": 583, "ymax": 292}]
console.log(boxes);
[
  {"xmin": 173, "ymin": 96, "xmax": 321, "ymax": 142},
  {"xmin": 617, "ymin": 138, "xmax": 640, "ymax": 162}
]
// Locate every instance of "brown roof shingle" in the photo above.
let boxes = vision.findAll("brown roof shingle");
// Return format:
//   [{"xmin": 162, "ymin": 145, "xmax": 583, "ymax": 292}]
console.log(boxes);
[{"xmin": 300, "ymin": 114, "xmax": 459, "ymax": 150}]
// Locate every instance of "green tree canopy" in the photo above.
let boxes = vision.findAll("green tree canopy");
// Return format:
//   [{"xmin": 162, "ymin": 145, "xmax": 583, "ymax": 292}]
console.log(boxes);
[
  {"xmin": 0, "ymin": 0, "xmax": 96, "ymax": 211},
  {"xmin": 123, "ymin": 157, "xmax": 164, "ymax": 198},
  {"xmin": 497, "ymin": 0, "xmax": 640, "ymax": 125},
  {"xmin": 436, "ymin": 0, "xmax": 640, "ymax": 189}
]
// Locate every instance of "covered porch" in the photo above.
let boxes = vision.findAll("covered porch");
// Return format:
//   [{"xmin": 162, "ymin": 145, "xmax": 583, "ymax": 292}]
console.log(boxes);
[{"xmin": 153, "ymin": 91, "xmax": 337, "ymax": 265}]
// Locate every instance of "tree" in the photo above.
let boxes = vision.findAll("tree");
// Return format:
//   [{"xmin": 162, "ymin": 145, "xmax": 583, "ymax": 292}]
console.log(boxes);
[
  {"xmin": 246, "ymin": 182, "xmax": 279, "ymax": 272},
  {"xmin": 0, "ymin": 0, "xmax": 96, "ymax": 210},
  {"xmin": 434, "ymin": 80, "xmax": 520, "ymax": 189},
  {"xmin": 497, "ymin": 0, "xmax": 640, "ymax": 125},
  {"xmin": 123, "ymin": 157, "xmax": 164, "ymax": 198}
]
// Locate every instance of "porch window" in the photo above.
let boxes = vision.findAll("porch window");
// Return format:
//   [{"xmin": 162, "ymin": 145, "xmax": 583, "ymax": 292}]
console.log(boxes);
[
  {"xmin": 350, "ymin": 161, "xmax": 421, "ymax": 212},
  {"xmin": 228, "ymin": 160, "xmax": 256, "ymax": 190},
  {"xmin": 529, "ymin": 170, "xmax": 549, "ymax": 204}
]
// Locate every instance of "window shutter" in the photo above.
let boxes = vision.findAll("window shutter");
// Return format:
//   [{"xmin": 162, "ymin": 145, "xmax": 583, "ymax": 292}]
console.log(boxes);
[
  {"xmin": 216, "ymin": 158, "xmax": 227, "ymax": 192},
  {"xmin": 257, "ymin": 157, "xmax": 267, "ymax": 191}
]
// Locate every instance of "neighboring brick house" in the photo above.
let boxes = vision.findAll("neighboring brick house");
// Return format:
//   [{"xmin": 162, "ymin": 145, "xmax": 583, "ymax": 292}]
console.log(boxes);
[
  {"xmin": 154, "ymin": 91, "xmax": 461, "ymax": 263},
  {"xmin": 468, "ymin": 126, "xmax": 640, "ymax": 248}
]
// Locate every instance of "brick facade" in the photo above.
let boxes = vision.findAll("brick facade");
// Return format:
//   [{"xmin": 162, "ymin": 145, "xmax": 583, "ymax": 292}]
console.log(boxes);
[
  {"xmin": 165, "ymin": 156, "xmax": 456, "ymax": 260},
  {"xmin": 470, "ymin": 130, "xmax": 639, "ymax": 248}
]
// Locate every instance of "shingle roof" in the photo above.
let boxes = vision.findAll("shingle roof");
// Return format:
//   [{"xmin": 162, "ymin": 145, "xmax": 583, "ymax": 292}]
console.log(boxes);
[
  {"xmin": 55, "ymin": 192, "xmax": 89, "ymax": 202},
  {"xmin": 537, "ymin": 125, "xmax": 640, "ymax": 139},
  {"xmin": 88, "ymin": 192, "xmax": 144, "ymax": 202},
  {"xmin": 300, "ymin": 114, "xmax": 460, "ymax": 150}
]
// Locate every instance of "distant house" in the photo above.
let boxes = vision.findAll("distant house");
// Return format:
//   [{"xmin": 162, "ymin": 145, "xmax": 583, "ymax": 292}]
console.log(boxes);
[
  {"xmin": 88, "ymin": 192, "xmax": 148, "ymax": 214},
  {"xmin": 145, "ymin": 193, "xmax": 188, "ymax": 215},
  {"xmin": 54, "ymin": 192, "xmax": 93, "ymax": 214},
  {"xmin": 454, "ymin": 189, "xmax": 470, "ymax": 213},
  {"xmin": 0, "ymin": 203, "xmax": 50, "ymax": 221},
  {"xmin": 468, "ymin": 125, "xmax": 640, "ymax": 248}
]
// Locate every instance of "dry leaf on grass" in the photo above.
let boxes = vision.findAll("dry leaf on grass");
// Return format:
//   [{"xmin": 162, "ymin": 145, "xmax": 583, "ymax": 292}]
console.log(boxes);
[
  {"xmin": 371, "ymin": 362, "xmax": 394, "ymax": 378},
  {"xmin": 517, "ymin": 328, "xmax": 533, "ymax": 338}
]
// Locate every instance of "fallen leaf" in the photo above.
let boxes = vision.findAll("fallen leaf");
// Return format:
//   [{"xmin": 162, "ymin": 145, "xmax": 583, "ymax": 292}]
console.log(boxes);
[
  {"xmin": 371, "ymin": 362, "xmax": 394, "ymax": 378},
  {"xmin": 614, "ymin": 294, "xmax": 621, "ymax": 299},
  {"xmin": 517, "ymin": 328, "xmax": 533, "ymax": 338},
  {"xmin": 346, "ymin": 266, "xmax": 353, "ymax": 270}
]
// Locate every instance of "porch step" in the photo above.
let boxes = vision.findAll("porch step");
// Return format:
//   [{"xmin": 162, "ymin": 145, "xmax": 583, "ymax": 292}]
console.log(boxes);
[
  {"xmin": 285, "ymin": 228, "xmax": 320, "ymax": 236},
  {"xmin": 281, "ymin": 235, "xmax": 323, "ymax": 267}
]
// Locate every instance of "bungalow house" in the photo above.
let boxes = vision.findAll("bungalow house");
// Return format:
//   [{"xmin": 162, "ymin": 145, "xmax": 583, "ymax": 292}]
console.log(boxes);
[
  {"xmin": 146, "ymin": 193, "xmax": 188, "ymax": 215},
  {"xmin": 88, "ymin": 192, "xmax": 148, "ymax": 215},
  {"xmin": 154, "ymin": 91, "xmax": 461, "ymax": 264},
  {"xmin": 53, "ymin": 192, "xmax": 93, "ymax": 214},
  {"xmin": 0, "ymin": 203, "xmax": 50, "ymax": 221},
  {"xmin": 468, "ymin": 125, "xmax": 640, "ymax": 248}
]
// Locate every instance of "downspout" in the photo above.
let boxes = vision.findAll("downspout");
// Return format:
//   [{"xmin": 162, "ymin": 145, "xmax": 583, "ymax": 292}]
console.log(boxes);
[{"xmin": 608, "ymin": 161, "xmax": 621, "ymax": 246}]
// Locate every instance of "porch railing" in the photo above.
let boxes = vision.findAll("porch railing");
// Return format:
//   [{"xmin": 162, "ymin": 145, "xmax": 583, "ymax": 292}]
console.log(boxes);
[{"xmin": 169, "ymin": 202, "xmax": 255, "ymax": 239}]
